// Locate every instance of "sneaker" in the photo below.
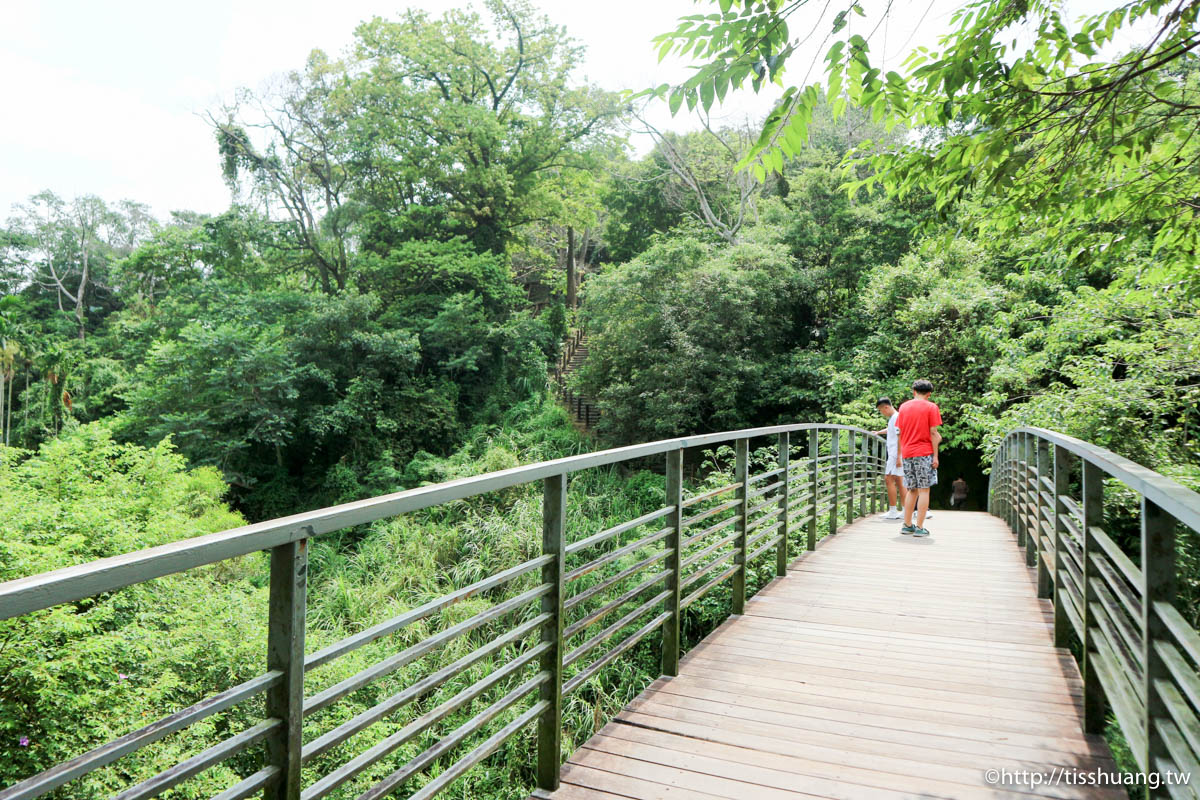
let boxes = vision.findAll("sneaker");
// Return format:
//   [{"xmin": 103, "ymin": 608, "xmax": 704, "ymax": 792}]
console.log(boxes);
[
  {"xmin": 900, "ymin": 524, "xmax": 916, "ymax": 535},
  {"xmin": 882, "ymin": 508, "xmax": 902, "ymax": 520},
  {"xmin": 925, "ymin": 511, "xmax": 933, "ymax": 519},
  {"xmin": 913, "ymin": 527, "xmax": 931, "ymax": 537}
]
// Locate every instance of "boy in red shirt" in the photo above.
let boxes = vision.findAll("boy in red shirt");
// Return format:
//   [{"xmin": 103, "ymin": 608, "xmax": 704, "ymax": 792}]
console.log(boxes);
[{"xmin": 894, "ymin": 379, "xmax": 943, "ymax": 537}]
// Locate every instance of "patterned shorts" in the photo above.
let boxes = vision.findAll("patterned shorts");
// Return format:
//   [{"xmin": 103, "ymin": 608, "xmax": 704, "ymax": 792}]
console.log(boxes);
[{"xmin": 902, "ymin": 455, "xmax": 938, "ymax": 489}]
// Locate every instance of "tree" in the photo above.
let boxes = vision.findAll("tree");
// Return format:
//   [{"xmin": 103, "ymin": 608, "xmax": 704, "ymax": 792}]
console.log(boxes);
[
  {"xmin": 215, "ymin": 50, "xmax": 356, "ymax": 295},
  {"xmin": 52, "ymin": 195, "xmax": 109, "ymax": 340},
  {"xmin": 635, "ymin": 112, "xmax": 763, "ymax": 243},
  {"xmin": 600, "ymin": 155, "xmax": 686, "ymax": 264},
  {"xmin": 347, "ymin": 0, "xmax": 624, "ymax": 253},
  {"xmin": 576, "ymin": 230, "xmax": 814, "ymax": 440},
  {"xmin": 650, "ymin": 0, "xmax": 1200, "ymax": 279},
  {"xmin": 0, "ymin": 308, "xmax": 21, "ymax": 446}
]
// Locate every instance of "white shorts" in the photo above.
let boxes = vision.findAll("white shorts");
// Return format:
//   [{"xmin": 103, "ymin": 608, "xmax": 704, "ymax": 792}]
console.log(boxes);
[{"xmin": 885, "ymin": 449, "xmax": 903, "ymax": 477}]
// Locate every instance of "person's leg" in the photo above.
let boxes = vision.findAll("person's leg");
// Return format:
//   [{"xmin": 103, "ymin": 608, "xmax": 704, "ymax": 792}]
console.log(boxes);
[
  {"xmin": 903, "ymin": 485, "xmax": 917, "ymax": 526},
  {"xmin": 915, "ymin": 488, "xmax": 930, "ymax": 527},
  {"xmin": 886, "ymin": 475, "xmax": 899, "ymax": 508}
]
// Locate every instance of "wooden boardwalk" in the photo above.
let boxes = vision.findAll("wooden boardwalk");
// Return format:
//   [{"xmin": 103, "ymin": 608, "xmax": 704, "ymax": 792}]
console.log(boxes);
[{"xmin": 539, "ymin": 511, "xmax": 1126, "ymax": 800}]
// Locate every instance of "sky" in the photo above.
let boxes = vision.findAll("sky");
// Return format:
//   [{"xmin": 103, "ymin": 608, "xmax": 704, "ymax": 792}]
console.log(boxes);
[{"xmin": 0, "ymin": 0, "xmax": 1153, "ymax": 219}]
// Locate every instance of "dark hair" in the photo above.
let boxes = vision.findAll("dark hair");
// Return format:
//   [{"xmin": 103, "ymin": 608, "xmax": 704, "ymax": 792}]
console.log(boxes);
[
  {"xmin": 912, "ymin": 379, "xmax": 934, "ymax": 394},
  {"xmin": 876, "ymin": 397, "xmax": 892, "ymax": 408}
]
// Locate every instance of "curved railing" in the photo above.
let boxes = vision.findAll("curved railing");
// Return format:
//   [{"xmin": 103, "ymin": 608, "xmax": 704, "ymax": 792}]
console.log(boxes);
[
  {"xmin": 0, "ymin": 422, "xmax": 885, "ymax": 800},
  {"xmin": 988, "ymin": 427, "xmax": 1200, "ymax": 785}
]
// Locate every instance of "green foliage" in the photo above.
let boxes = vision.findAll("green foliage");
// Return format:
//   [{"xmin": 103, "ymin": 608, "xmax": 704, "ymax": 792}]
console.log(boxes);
[
  {"xmin": 115, "ymin": 255, "xmax": 547, "ymax": 516},
  {"xmin": 577, "ymin": 232, "xmax": 798, "ymax": 439},
  {"xmin": 651, "ymin": 0, "xmax": 1200, "ymax": 283},
  {"xmin": 0, "ymin": 424, "xmax": 254, "ymax": 795},
  {"xmin": 0, "ymin": 398, "xmax": 750, "ymax": 799},
  {"xmin": 217, "ymin": 0, "xmax": 623, "ymax": 271},
  {"xmin": 576, "ymin": 130, "xmax": 928, "ymax": 443},
  {"xmin": 600, "ymin": 155, "xmax": 686, "ymax": 264}
]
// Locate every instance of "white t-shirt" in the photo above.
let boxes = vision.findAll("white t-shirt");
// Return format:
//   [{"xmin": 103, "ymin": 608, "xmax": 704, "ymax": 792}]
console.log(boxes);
[{"xmin": 885, "ymin": 414, "xmax": 902, "ymax": 475}]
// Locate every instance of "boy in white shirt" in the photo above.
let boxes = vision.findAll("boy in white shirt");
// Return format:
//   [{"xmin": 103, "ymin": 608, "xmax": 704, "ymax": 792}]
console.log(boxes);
[{"xmin": 872, "ymin": 398, "xmax": 904, "ymax": 520}]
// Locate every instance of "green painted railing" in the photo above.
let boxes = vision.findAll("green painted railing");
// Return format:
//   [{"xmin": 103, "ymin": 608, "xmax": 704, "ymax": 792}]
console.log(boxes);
[
  {"xmin": 989, "ymin": 427, "xmax": 1200, "ymax": 792},
  {"xmin": 0, "ymin": 423, "xmax": 885, "ymax": 800}
]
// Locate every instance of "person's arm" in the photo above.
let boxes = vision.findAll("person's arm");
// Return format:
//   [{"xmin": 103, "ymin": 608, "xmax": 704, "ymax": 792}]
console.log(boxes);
[
  {"xmin": 931, "ymin": 426, "xmax": 942, "ymax": 468},
  {"xmin": 872, "ymin": 429, "xmax": 886, "ymax": 436}
]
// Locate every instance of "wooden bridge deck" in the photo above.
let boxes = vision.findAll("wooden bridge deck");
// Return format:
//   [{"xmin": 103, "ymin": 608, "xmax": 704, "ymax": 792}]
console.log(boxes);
[{"xmin": 539, "ymin": 511, "xmax": 1125, "ymax": 800}]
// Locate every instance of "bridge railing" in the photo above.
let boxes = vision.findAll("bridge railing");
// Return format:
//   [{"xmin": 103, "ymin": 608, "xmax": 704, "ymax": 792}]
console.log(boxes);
[
  {"xmin": 988, "ymin": 427, "xmax": 1200, "ymax": 786},
  {"xmin": 0, "ymin": 423, "xmax": 885, "ymax": 800}
]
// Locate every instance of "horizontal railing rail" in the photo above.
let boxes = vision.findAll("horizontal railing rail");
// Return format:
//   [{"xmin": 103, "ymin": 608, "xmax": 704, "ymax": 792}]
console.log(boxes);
[
  {"xmin": 988, "ymin": 426, "xmax": 1200, "ymax": 792},
  {"xmin": 1, "ymin": 422, "xmax": 885, "ymax": 800}
]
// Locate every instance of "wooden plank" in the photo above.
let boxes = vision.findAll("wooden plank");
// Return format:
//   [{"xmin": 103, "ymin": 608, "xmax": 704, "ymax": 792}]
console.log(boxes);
[
  {"xmin": 621, "ymin": 693, "xmax": 1115, "ymax": 769},
  {"xmin": 616, "ymin": 705, "xmax": 1119, "ymax": 776},
  {"xmin": 689, "ymin": 628, "xmax": 1082, "ymax": 679},
  {"xmin": 558, "ymin": 762, "xmax": 729, "ymax": 799},
  {"xmin": 646, "ymin": 679, "xmax": 1088, "ymax": 739},
  {"xmin": 704, "ymin": 615, "xmax": 1078, "ymax": 665},
  {"xmin": 595, "ymin": 723, "xmax": 1123, "ymax": 800},
  {"xmin": 572, "ymin": 742, "xmax": 918, "ymax": 800},
  {"xmin": 674, "ymin": 652, "xmax": 1085, "ymax": 708}
]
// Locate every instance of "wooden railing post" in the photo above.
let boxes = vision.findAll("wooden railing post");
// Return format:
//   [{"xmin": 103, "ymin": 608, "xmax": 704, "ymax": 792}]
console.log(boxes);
[
  {"xmin": 1052, "ymin": 445, "xmax": 1071, "ymax": 648},
  {"xmin": 1016, "ymin": 435, "xmax": 1026, "ymax": 546},
  {"xmin": 871, "ymin": 438, "xmax": 879, "ymax": 515},
  {"xmin": 265, "ymin": 539, "xmax": 307, "ymax": 800},
  {"xmin": 1142, "ymin": 497, "xmax": 1176, "ymax": 787},
  {"xmin": 829, "ymin": 432, "xmax": 840, "ymax": 538},
  {"xmin": 661, "ymin": 449, "xmax": 684, "ymax": 677},
  {"xmin": 860, "ymin": 434, "xmax": 869, "ymax": 518},
  {"xmin": 733, "ymin": 438, "xmax": 749, "ymax": 614},
  {"xmin": 1012, "ymin": 435, "xmax": 1021, "ymax": 533},
  {"xmin": 807, "ymin": 430, "xmax": 819, "ymax": 551},
  {"xmin": 1006, "ymin": 437, "xmax": 1014, "ymax": 525},
  {"xmin": 536, "ymin": 473, "xmax": 566, "ymax": 791},
  {"xmin": 776, "ymin": 432, "xmax": 789, "ymax": 577},
  {"xmin": 1004, "ymin": 437, "xmax": 1014, "ymax": 531},
  {"xmin": 1081, "ymin": 460, "xmax": 1105, "ymax": 734},
  {"xmin": 1036, "ymin": 437, "xmax": 1052, "ymax": 599},
  {"xmin": 846, "ymin": 431, "xmax": 856, "ymax": 526},
  {"xmin": 1025, "ymin": 434, "xmax": 1037, "ymax": 566},
  {"xmin": 1011, "ymin": 436, "xmax": 1019, "ymax": 531},
  {"xmin": 995, "ymin": 441, "xmax": 1003, "ymax": 520}
]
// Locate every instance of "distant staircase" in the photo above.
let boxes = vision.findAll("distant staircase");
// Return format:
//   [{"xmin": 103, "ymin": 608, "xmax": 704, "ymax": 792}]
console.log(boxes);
[{"xmin": 553, "ymin": 328, "xmax": 599, "ymax": 430}]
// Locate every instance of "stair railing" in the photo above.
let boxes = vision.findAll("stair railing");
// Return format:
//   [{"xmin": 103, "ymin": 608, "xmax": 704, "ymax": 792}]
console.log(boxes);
[
  {"xmin": 552, "ymin": 327, "xmax": 598, "ymax": 429},
  {"xmin": 988, "ymin": 427, "xmax": 1200, "ymax": 791},
  {"xmin": 0, "ymin": 423, "xmax": 884, "ymax": 800}
]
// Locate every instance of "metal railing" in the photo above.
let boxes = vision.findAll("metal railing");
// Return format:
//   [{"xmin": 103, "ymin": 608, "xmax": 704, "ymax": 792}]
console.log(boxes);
[
  {"xmin": 988, "ymin": 427, "xmax": 1200, "ymax": 791},
  {"xmin": 0, "ymin": 423, "xmax": 885, "ymax": 800}
]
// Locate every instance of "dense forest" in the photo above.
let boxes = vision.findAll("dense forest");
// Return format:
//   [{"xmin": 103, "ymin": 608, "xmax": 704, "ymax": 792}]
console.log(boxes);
[{"xmin": 2, "ymin": 0, "xmax": 1199, "ymax": 796}]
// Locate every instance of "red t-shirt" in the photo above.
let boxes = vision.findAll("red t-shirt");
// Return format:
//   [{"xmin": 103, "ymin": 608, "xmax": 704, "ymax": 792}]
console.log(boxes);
[{"xmin": 896, "ymin": 398, "xmax": 943, "ymax": 458}]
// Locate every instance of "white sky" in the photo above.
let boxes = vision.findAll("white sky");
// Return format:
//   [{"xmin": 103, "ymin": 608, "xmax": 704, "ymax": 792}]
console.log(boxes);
[{"xmin": 0, "ymin": 0, "xmax": 1153, "ymax": 219}]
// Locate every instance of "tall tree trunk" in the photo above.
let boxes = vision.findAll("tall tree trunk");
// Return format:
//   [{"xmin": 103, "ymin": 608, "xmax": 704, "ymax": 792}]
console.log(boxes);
[
  {"xmin": 0, "ymin": 371, "xmax": 6, "ymax": 447},
  {"xmin": 566, "ymin": 226, "xmax": 577, "ymax": 310},
  {"xmin": 76, "ymin": 245, "xmax": 89, "ymax": 341},
  {"xmin": 6, "ymin": 368, "xmax": 12, "ymax": 446}
]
